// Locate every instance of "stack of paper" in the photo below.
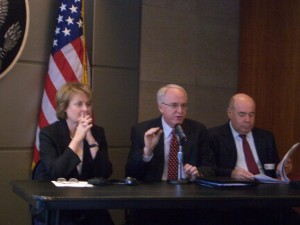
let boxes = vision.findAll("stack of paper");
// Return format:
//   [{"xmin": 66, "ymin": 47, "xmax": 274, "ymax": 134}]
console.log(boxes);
[{"xmin": 254, "ymin": 142, "xmax": 300, "ymax": 184}]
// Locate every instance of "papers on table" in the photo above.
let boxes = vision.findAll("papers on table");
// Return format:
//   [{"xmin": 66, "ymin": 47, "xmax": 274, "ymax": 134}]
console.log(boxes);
[
  {"xmin": 280, "ymin": 142, "xmax": 300, "ymax": 182},
  {"xmin": 254, "ymin": 173, "xmax": 284, "ymax": 184},
  {"xmin": 52, "ymin": 181, "xmax": 93, "ymax": 187},
  {"xmin": 254, "ymin": 142, "xmax": 300, "ymax": 184}
]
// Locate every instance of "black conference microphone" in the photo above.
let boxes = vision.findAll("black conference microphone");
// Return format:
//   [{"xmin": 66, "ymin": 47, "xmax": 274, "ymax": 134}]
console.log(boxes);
[{"xmin": 175, "ymin": 124, "xmax": 188, "ymax": 144}]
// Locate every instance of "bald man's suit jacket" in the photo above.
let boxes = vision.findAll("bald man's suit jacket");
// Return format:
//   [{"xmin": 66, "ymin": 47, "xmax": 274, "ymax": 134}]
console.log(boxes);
[{"xmin": 208, "ymin": 122, "xmax": 280, "ymax": 178}]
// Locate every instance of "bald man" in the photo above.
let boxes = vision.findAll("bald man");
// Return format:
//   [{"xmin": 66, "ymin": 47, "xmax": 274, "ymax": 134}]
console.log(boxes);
[
  {"xmin": 207, "ymin": 94, "xmax": 299, "ymax": 225},
  {"xmin": 208, "ymin": 93, "xmax": 281, "ymax": 180}
]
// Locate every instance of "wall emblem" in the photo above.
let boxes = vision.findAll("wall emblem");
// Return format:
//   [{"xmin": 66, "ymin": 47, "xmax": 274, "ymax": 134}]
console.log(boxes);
[{"xmin": 0, "ymin": 0, "xmax": 29, "ymax": 80}]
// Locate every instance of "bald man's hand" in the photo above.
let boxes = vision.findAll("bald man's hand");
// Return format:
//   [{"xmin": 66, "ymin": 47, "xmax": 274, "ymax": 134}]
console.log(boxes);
[{"xmin": 231, "ymin": 167, "xmax": 255, "ymax": 181}]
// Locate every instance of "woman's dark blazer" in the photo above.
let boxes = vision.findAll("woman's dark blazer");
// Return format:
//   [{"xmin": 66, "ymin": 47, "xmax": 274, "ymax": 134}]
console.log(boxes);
[{"xmin": 35, "ymin": 119, "xmax": 112, "ymax": 180}]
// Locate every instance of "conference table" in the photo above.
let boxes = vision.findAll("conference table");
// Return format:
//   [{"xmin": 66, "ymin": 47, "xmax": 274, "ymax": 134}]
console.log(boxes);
[{"xmin": 11, "ymin": 180, "xmax": 300, "ymax": 225}]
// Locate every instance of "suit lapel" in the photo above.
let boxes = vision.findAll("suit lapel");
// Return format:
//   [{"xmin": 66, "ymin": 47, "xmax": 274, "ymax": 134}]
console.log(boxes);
[
  {"xmin": 57, "ymin": 120, "xmax": 80, "ymax": 177},
  {"xmin": 221, "ymin": 123, "xmax": 238, "ymax": 160},
  {"xmin": 152, "ymin": 117, "xmax": 165, "ymax": 160},
  {"xmin": 252, "ymin": 129, "xmax": 264, "ymax": 163},
  {"xmin": 57, "ymin": 120, "xmax": 72, "ymax": 150}
]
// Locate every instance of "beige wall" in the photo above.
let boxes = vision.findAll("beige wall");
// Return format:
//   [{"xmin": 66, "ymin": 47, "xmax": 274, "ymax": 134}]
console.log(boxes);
[
  {"xmin": 0, "ymin": 0, "xmax": 239, "ymax": 225},
  {"xmin": 139, "ymin": 0, "xmax": 240, "ymax": 127}
]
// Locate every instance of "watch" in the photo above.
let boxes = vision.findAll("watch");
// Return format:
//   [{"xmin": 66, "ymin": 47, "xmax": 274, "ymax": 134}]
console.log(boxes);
[{"xmin": 89, "ymin": 142, "xmax": 98, "ymax": 148}]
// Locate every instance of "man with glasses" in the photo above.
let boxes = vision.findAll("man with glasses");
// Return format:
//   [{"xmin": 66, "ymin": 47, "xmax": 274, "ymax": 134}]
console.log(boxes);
[
  {"xmin": 125, "ymin": 84, "xmax": 215, "ymax": 225},
  {"xmin": 126, "ymin": 84, "xmax": 214, "ymax": 183}
]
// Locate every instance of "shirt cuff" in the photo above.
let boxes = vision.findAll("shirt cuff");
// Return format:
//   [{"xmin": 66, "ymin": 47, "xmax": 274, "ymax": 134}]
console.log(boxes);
[{"xmin": 143, "ymin": 154, "xmax": 153, "ymax": 162}]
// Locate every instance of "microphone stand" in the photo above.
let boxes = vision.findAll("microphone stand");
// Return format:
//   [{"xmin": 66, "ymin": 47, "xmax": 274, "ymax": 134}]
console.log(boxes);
[{"xmin": 168, "ymin": 136, "xmax": 189, "ymax": 185}]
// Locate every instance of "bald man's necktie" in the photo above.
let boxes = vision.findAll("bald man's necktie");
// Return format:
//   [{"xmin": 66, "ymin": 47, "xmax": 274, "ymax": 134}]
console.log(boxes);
[
  {"xmin": 239, "ymin": 134, "xmax": 260, "ymax": 174},
  {"xmin": 168, "ymin": 129, "xmax": 179, "ymax": 180}
]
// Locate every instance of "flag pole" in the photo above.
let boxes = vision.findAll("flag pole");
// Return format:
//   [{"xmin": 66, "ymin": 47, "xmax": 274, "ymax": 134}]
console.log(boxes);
[{"xmin": 81, "ymin": 0, "xmax": 89, "ymax": 85}]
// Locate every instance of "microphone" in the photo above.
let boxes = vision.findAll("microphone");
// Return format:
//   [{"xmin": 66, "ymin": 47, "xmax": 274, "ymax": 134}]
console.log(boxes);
[{"xmin": 175, "ymin": 124, "xmax": 188, "ymax": 144}]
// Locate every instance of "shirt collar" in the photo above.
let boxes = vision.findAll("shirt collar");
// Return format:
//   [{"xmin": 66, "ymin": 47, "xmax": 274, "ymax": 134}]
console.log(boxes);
[
  {"xmin": 161, "ymin": 117, "xmax": 173, "ymax": 137},
  {"xmin": 229, "ymin": 121, "xmax": 252, "ymax": 139}
]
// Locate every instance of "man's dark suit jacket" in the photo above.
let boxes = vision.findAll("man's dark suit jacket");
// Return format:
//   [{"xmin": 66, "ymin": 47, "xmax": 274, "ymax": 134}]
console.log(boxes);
[
  {"xmin": 208, "ymin": 122, "xmax": 280, "ymax": 178},
  {"xmin": 125, "ymin": 116, "xmax": 215, "ymax": 182},
  {"xmin": 35, "ymin": 119, "xmax": 112, "ymax": 180}
]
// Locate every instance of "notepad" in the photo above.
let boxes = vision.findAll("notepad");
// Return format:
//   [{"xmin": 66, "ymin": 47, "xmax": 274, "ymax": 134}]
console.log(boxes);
[{"xmin": 52, "ymin": 181, "xmax": 93, "ymax": 187}]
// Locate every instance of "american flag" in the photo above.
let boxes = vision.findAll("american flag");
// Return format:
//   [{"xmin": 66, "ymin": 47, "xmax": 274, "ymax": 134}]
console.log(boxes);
[{"xmin": 32, "ymin": 0, "xmax": 89, "ymax": 169}]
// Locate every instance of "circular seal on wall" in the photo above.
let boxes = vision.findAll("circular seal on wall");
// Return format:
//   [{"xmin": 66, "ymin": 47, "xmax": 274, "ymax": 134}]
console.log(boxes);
[{"xmin": 0, "ymin": 0, "xmax": 29, "ymax": 80}]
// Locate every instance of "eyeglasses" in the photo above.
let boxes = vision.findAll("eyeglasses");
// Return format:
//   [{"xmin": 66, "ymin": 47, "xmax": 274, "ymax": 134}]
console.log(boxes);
[
  {"xmin": 162, "ymin": 103, "xmax": 188, "ymax": 110},
  {"xmin": 57, "ymin": 178, "xmax": 79, "ymax": 184}
]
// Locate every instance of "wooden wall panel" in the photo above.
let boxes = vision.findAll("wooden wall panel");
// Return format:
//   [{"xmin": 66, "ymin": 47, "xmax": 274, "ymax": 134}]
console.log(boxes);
[{"xmin": 239, "ymin": 0, "xmax": 300, "ymax": 160}]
